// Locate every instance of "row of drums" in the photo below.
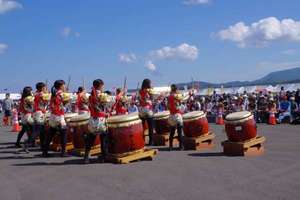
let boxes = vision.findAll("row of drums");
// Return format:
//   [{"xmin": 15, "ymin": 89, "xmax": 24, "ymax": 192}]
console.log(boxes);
[
  {"xmin": 47, "ymin": 113, "xmax": 145, "ymax": 155},
  {"xmin": 153, "ymin": 110, "xmax": 257, "ymax": 142},
  {"xmin": 47, "ymin": 110, "xmax": 257, "ymax": 155}
]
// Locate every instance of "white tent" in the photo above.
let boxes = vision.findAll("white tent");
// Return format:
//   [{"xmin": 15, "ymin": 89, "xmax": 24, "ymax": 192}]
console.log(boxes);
[{"xmin": 0, "ymin": 93, "xmax": 21, "ymax": 100}]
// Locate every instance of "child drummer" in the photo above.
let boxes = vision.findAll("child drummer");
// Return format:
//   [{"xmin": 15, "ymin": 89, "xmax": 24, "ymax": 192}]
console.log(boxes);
[
  {"xmin": 84, "ymin": 79, "xmax": 110, "ymax": 164},
  {"xmin": 138, "ymin": 79, "xmax": 154, "ymax": 145},
  {"xmin": 167, "ymin": 84, "xmax": 184, "ymax": 151},
  {"xmin": 15, "ymin": 87, "xmax": 35, "ymax": 150},
  {"xmin": 33, "ymin": 82, "xmax": 50, "ymax": 151},
  {"xmin": 76, "ymin": 86, "xmax": 90, "ymax": 114},
  {"xmin": 43, "ymin": 80, "xmax": 70, "ymax": 157}
]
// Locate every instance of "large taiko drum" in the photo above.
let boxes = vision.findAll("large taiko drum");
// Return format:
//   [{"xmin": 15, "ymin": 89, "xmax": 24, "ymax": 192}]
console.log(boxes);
[
  {"xmin": 183, "ymin": 111, "xmax": 209, "ymax": 137},
  {"xmin": 153, "ymin": 111, "xmax": 171, "ymax": 135},
  {"xmin": 225, "ymin": 111, "xmax": 257, "ymax": 142},
  {"xmin": 107, "ymin": 113, "xmax": 145, "ymax": 155},
  {"xmin": 51, "ymin": 113, "xmax": 78, "ymax": 151},
  {"xmin": 68, "ymin": 113, "xmax": 101, "ymax": 151}
]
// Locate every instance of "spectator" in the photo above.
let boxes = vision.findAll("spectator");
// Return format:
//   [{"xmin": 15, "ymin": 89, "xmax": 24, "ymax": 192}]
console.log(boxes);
[
  {"xmin": 278, "ymin": 96, "xmax": 291, "ymax": 123},
  {"xmin": 290, "ymin": 96, "xmax": 299, "ymax": 123},
  {"xmin": 2, "ymin": 93, "xmax": 14, "ymax": 125}
]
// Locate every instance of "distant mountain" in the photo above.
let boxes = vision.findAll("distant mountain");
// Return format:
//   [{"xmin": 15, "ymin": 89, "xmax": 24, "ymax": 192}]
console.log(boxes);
[{"xmin": 176, "ymin": 67, "xmax": 300, "ymax": 89}]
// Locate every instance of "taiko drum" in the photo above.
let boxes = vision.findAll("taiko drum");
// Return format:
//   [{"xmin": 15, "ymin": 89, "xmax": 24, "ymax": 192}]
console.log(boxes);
[
  {"xmin": 107, "ymin": 113, "xmax": 144, "ymax": 155},
  {"xmin": 153, "ymin": 111, "xmax": 171, "ymax": 135},
  {"xmin": 225, "ymin": 111, "xmax": 257, "ymax": 142},
  {"xmin": 183, "ymin": 111, "xmax": 209, "ymax": 137}
]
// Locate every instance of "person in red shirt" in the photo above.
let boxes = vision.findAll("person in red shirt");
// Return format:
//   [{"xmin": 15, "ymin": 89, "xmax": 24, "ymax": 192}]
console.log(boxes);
[
  {"xmin": 15, "ymin": 87, "xmax": 34, "ymax": 149},
  {"xmin": 168, "ymin": 84, "xmax": 184, "ymax": 151},
  {"xmin": 76, "ymin": 87, "xmax": 90, "ymax": 114},
  {"xmin": 112, "ymin": 88, "xmax": 128, "ymax": 115},
  {"xmin": 43, "ymin": 80, "xmax": 69, "ymax": 157},
  {"xmin": 32, "ymin": 82, "xmax": 50, "ymax": 151},
  {"xmin": 138, "ymin": 79, "xmax": 154, "ymax": 145},
  {"xmin": 84, "ymin": 79, "xmax": 109, "ymax": 164}
]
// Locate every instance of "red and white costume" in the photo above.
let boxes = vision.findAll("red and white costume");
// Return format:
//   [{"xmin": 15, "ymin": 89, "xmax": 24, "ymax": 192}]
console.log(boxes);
[
  {"xmin": 76, "ymin": 93, "xmax": 90, "ymax": 114},
  {"xmin": 49, "ymin": 90, "xmax": 67, "ymax": 128},
  {"xmin": 138, "ymin": 89, "xmax": 153, "ymax": 118},
  {"xmin": 88, "ymin": 89, "xmax": 108, "ymax": 134},
  {"xmin": 168, "ymin": 92, "xmax": 183, "ymax": 127},
  {"xmin": 33, "ymin": 92, "xmax": 49, "ymax": 125},
  {"xmin": 19, "ymin": 96, "xmax": 34, "ymax": 125}
]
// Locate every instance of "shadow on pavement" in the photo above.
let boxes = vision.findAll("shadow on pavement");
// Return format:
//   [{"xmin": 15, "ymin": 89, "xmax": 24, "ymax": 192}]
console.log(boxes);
[
  {"xmin": 188, "ymin": 152, "xmax": 225, "ymax": 157},
  {"xmin": 12, "ymin": 158, "xmax": 106, "ymax": 166},
  {"xmin": 0, "ymin": 156, "xmax": 35, "ymax": 160},
  {"xmin": 0, "ymin": 142, "xmax": 16, "ymax": 146}
]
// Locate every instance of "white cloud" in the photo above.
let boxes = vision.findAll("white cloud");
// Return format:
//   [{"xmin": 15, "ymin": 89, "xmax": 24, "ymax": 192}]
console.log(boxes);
[
  {"xmin": 183, "ymin": 0, "xmax": 211, "ymax": 5},
  {"xmin": 0, "ymin": 43, "xmax": 8, "ymax": 54},
  {"xmin": 0, "ymin": 0, "xmax": 22, "ymax": 14},
  {"xmin": 61, "ymin": 27, "xmax": 80, "ymax": 38},
  {"xmin": 217, "ymin": 17, "xmax": 300, "ymax": 48},
  {"xmin": 150, "ymin": 43, "xmax": 198, "ymax": 61},
  {"xmin": 119, "ymin": 53, "xmax": 137, "ymax": 64},
  {"xmin": 145, "ymin": 60, "xmax": 156, "ymax": 71}
]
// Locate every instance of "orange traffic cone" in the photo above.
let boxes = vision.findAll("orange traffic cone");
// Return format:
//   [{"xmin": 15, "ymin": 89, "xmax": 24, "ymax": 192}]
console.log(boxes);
[
  {"xmin": 268, "ymin": 112, "xmax": 276, "ymax": 125},
  {"xmin": 216, "ymin": 114, "xmax": 224, "ymax": 125},
  {"xmin": 2, "ymin": 116, "xmax": 9, "ymax": 126},
  {"xmin": 11, "ymin": 109, "xmax": 21, "ymax": 132}
]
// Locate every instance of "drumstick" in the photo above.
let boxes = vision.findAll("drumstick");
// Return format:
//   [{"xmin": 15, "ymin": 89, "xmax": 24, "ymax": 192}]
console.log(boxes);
[
  {"xmin": 66, "ymin": 75, "xmax": 71, "ymax": 92},
  {"xmin": 123, "ymin": 76, "xmax": 127, "ymax": 95}
]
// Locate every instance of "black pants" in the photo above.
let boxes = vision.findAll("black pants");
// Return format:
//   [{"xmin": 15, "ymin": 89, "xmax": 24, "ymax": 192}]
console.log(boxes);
[
  {"xmin": 141, "ymin": 117, "xmax": 154, "ymax": 145},
  {"xmin": 169, "ymin": 124, "xmax": 183, "ymax": 148},
  {"xmin": 43, "ymin": 126, "xmax": 67, "ymax": 155},
  {"xmin": 31, "ymin": 124, "xmax": 46, "ymax": 151},
  {"xmin": 16, "ymin": 123, "xmax": 32, "ymax": 146},
  {"xmin": 84, "ymin": 133, "xmax": 108, "ymax": 158}
]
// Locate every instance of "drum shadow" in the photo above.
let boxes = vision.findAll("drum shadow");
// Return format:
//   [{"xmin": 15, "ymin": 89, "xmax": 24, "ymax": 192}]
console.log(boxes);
[
  {"xmin": 0, "ymin": 155, "xmax": 36, "ymax": 160},
  {"xmin": 0, "ymin": 142, "xmax": 16, "ymax": 146},
  {"xmin": 0, "ymin": 150, "xmax": 20, "ymax": 154},
  {"xmin": 12, "ymin": 159, "xmax": 88, "ymax": 166},
  {"xmin": 0, "ymin": 145, "xmax": 16, "ymax": 150},
  {"xmin": 155, "ymin": 147, "xmax": 172, "ymax": 152},
  {"xmin": 188, "ymin": 152, "xmax": 225, "ymax": 157}
]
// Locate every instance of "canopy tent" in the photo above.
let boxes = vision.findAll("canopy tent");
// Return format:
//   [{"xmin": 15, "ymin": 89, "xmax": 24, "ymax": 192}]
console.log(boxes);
[{"xmin": 0, "ymin": 93, "xmax": 21, "ymax": 100}]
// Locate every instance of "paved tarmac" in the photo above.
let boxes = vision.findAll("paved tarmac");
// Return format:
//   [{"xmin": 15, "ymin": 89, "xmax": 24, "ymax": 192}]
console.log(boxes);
[{"xmin": 0, "ymin": 124, "xmax": 299, "ymax": 200}]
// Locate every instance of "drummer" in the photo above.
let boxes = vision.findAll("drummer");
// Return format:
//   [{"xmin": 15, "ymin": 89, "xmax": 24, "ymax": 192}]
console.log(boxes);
[
  {"xmin": 15, "ymin": 87, "xmax": 34, "ymax": 150},
  {"xmin": 84, "ymin": 79, "xmax": 109, "ymax": 164},
  {"xmin": 76, "ymin": 86, "xmax": 90, "ymax": 114},
  {"xmin": 43, "ymin": 80, "xmax": 69, "ymax": 157},
  {"xmin": 167, "ymin": 84, "xmax": 184, "ymax": 151},
  {"xmin": 32, "ymin": 82, "xmax": 50, "ymax": 151},
  {"xmin": 138, "ymin": 79, "xmax": 154, "ymax": 145},
  {"xmin": 112, "ymin": 88, "xmax": 128, "ymax": 115}
]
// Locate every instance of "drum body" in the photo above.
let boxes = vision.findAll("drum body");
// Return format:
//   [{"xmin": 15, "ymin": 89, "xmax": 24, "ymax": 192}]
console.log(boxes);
[
  {"xmin": 225, "ymin": 111, "xmax": 257, "ymax": 142},
  {"xmin": 183, "ymin": 111, "xmax": 209, "ymax": 137},
  {"xmin": 68, "ymin": 113, "xmax": 100, "ymax": 150},
  {"xmin": 51, "ymin": 113, "xmax": 78, "ymax": 149},
  {"xmin": 107, "ymin": 113, "xmax": 144, "ymax": 155},
  {"xmin": 153, "ymin": 111, "xmax": 171, "ymax": 135}
]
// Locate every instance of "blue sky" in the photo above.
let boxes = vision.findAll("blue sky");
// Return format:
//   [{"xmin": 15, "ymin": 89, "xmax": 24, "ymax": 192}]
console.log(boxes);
[{"xmin": 0, "ymin": 0, "xmax": 300, "ymax": 92}]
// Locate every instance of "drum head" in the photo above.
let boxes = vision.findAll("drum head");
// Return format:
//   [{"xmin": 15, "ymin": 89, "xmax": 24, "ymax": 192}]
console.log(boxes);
[
  {"xmin": 69, "ymin": 113, "xmax": 90, "ymax": 122},
  {"xmin": 183, "ymin": 111, "xmax": 205, "ymax": 120},
  {"xmin": 107, "ymin": 113, "xmax": 140, "ymax": 124},
  {"xmin": 225, "ymin": 111, "xmax": 252, "ymax": 121},
  {"xmin": 153, "ymin": 111, "xmax": 170, "ymax": 119},
  {"xmin": 64, "ymin": 113, "xmax": 78, "ymax": 119}
]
